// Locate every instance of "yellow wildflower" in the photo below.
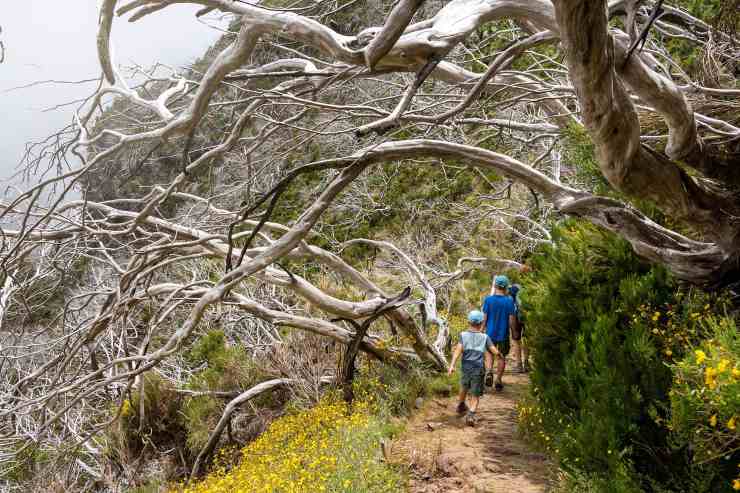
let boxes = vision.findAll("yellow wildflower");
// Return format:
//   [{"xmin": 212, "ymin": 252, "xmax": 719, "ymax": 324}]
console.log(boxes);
[
  {"xmin": 734, "ymin": 367, "xmax": 740, "ymax": 379},
  {"xmin": 733, "ymin": 479, "xmax": 740, "ymax": 491},
  {"xmin": 664, "ymin": 349, "xmax": 672, "ymax": 357},
  {"xmin": 728, "ymin": 417, "xmax": 737, "ymax": 431},
  {"xmin": 718, "ymin": 359, "xmax": 730, "ymax": 373},
  {"xmin": 652, "ymin": 312, "xmax": 660, "ymax": 321},
  {"xmin": 705, "ymin": 367, "xmax": 718, "ymax": 387},
  {"xmin": 710, "ymin": 414, "xmax": 717, "ymax": 427},
  {"xmin": 695, "ymin": 350, "xmax": 707, "ymax": 365}
]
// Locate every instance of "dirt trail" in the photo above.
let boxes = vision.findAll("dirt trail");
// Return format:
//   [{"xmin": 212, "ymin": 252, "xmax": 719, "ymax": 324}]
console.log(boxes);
[{"xmin": 390, "ymin": 371, "xmax": 554, "ymax": 493}]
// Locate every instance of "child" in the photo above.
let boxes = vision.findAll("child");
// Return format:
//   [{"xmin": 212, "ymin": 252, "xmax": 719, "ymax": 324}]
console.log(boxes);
[{"xmin": 447, "ymin": 310, "xmax": 500, "ymax": 426}]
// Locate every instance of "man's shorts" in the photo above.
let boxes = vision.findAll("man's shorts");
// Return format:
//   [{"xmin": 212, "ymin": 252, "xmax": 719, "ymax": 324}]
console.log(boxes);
[
  {"xmin": 493, "ymin": 338, "xmax": 510, "ymax": 357},
  {"xmin": 461, "ymin": 367, "xmax": 485, "ymax": 397}
]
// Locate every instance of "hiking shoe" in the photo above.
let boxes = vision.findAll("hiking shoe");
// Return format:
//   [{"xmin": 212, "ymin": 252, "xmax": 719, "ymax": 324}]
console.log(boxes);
[
  {"xmin": 494, "ymin": 380, "xmax": 504, "ymax": 392},
  {"xmin": 456, "ymin": 401, "xmax": 468, "ymax": 416},
  {"xmin": 484, "ymin": 371, "xmax": 494, "ymax": 388},
  {"xmin": 465, "ymin": 412, "xmax": 476, "ymax": 427}
]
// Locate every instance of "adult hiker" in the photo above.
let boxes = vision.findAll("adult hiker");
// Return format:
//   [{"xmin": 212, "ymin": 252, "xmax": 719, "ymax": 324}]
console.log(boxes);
[
  {"xmin": 482, "ymin": 275, "xmax": 516, "ymax": 391},
  {"xmin": 509, "ymin": 283, "xmax": 530, "ymax": 373},
  {"xmin": 447, "ymin": 310, "xmax": 500, "ymax": 426}
]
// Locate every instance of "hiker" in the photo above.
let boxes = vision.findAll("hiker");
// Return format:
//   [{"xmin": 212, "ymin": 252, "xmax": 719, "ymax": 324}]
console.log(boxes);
[
  {"xmin": 509, "ymin": 283, "xmax": 530, "ymax": 373},
  {"xmin": 482, "ymin": 275, "xmax": 516, "ymax": 391},
  {"xmin": 447, "ymin": 310, "xmax": 500, "ymax": 426}
]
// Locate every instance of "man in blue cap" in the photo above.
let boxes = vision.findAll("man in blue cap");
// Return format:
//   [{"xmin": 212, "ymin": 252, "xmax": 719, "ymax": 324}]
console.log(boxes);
[
  {"xmin": 448, "ymin": 309, "xmax": 500, "ymax": 426},
  {"xmin": 482, "ymin": 274, "xmax": 516, "ymax": 391}
]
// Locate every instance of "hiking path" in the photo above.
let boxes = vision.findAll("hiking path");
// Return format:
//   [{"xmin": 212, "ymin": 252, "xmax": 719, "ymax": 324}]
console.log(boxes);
[{"xmin": 390, "ymin": 371, "xmax": 555, "ymax": 493}]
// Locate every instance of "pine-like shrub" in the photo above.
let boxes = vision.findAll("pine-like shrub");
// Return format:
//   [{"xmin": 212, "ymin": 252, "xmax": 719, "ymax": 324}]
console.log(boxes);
[{"xmin": 518, "ymin": 220, "xmax": 735, "ymax": 492}]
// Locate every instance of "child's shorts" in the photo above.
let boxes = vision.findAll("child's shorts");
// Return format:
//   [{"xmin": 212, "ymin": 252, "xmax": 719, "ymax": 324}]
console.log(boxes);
[{"xmin": 461, "ymin": 367, "xmax": 485, "ymax": 396}]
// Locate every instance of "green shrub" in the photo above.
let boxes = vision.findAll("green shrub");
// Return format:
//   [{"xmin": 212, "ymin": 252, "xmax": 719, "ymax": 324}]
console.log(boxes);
[
  {"xmin": 0, "ymin": 443, "xmax": 50, "ymax": 483},
  {"xmin": 109, "ymin": 373, "xmax": 187, "ymax": 461},
  {"xmin": 353, "ymin": 359, "xmax": 463, "ymax": 416},
  {"xmin": 669, "ymin": 318, "xmax": 740, "ymax": 491},
  {"xmin": 518, "ymin": 219, "xmax": 734, "ymax": 492},
  {"xmin": 424, "ymin": 371, "xmax": 460, "ymax": 397},
  {"xmin": 354, "ymin": 364, "xmax": 427, "ymax": 417},
  {"xmin": 181, "ymin": 330, "xmax": 270, "ymax": 452}
]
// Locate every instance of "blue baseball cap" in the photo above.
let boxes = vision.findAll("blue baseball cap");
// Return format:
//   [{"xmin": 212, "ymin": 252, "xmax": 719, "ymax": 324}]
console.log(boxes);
[
  {"xmin": 468, "ymin": 310, "xmax": 484, "ymax": 324},
  {"xmin": 494, "ymin": 275, "xmax": 510, "ymax": 289}
]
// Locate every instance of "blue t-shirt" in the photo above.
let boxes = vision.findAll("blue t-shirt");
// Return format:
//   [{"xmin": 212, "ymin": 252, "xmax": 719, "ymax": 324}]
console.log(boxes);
[{"xmin": 482, "ymin": 294, "xmax": 515, "ymax": 342}]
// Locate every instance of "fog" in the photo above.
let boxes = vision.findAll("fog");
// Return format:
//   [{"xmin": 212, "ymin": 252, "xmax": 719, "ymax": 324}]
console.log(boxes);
[{"xmin": 0, "ymin": 1, "xmax": 226, "ymax": 188}]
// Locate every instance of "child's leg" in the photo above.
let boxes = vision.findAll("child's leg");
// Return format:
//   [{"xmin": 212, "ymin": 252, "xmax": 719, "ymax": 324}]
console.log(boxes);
[
  {"xmin": 456, "ymin": 386, "xmax": 469, "ymax": 415},
  {"xmin": 494, "ymin": 340, "xmax": 509, "ymax": 383},
  {"xmin": 468, "ymin": 395, "xmax": 480, "ymax": 412},
  {"xmin": 457, "ymin": 387, "xmax": 468, "ymax": 404}
]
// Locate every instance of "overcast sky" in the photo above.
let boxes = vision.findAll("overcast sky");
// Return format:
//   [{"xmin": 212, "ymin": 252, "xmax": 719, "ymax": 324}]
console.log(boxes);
[{"xmin": 0, "ymin": 1, "xmax": 226, "ymax": 188}]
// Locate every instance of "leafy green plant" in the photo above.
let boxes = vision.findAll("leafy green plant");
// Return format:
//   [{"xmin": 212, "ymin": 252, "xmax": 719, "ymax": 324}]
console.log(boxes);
[
  {"xmin": 518, "ymin": 219, "xmax": 735, "ymax": 492},
  {"xmin": 108, "ymin": 373, "xmax": 187, "ymax": 461},
  {"xmin": 181, "ymin": 330, "xmax": 270, "ymax": 452},
  {"xmin": 669, "ymin": 318, "xmax": 740, "ymax": 491}
]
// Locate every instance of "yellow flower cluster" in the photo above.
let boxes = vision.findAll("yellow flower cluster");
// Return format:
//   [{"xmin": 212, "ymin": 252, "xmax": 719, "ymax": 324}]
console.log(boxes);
[
  {"xmin": 670, "ymin": 325, "xmax": 739, "ymax": 491},
  {"xmin": 517, "ymin": 402, "xmax": 572, "ymax": 459},
  {"xmin": 634, "ymin": 302, "xmax": 708, "ymax": 361},
  {"xmin": 177, "ymin": 398, "xmax": 404, "ymax": 493}
]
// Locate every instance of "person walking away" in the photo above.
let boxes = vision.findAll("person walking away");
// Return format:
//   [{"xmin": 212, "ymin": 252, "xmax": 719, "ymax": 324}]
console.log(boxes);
[
  {"xmin": 482, "ymin": 275, "xmax": 516, "ymax": 391},
  {"xmin": 447, "ymin": 310, "xmax": 500, "ymax": 426},
  {"xmin": 509, "ymin": 284, "xmax": 529, "ymax": 373}
]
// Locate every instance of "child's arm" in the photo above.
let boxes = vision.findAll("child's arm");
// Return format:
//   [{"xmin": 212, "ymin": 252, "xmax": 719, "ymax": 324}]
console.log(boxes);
[{"xmin": 448, "ymin": 343, "xmax": 463, "ymax": 375}]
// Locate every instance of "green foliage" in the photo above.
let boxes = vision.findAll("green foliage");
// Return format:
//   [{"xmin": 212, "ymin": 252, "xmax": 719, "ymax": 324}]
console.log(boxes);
[
  {"xmin": 106, "ymin": 331, "xmax": 270, "ymax": 464},
  {"xmin": 181, "ymin": 330, "xmax": 270, "ymax": 452},
  {"xmin": 0, "ymin": 443, "xmax": 49, "ymax": 483},
  {"xmin": 669, "ymin": 318, "xmax": 740, "ymax": 490},
  {"xmin": 562, "ymin": 124, "xmax": 669, "ymax": 224},
  {"xmin": 126, "ymin": 480, "xmax": 164, "ymax": 493},
  {"xmin": 562, "ymin": 124, "xmax": 611, "ymax": 195},
  {"xmin": 518, "ymin": 219, "xmax": 735, "ymax": 492},
  {"xmin": 354, "ymin": 364, "xmax": 428, "ymax": 417},
  {"xmin": 109, "ymin": 373, "xmax": 187, "ymax": 461},
  {"xmin": 424, "ymin": 370, "xmax": 461, "ymax": 398},
  {"xmin": 352, "ymin": 360, "xmax": 462, "ymax": 417},
  {"xmin": 660, "ymin": 1, "xmax": 732, "ymax": 82}
]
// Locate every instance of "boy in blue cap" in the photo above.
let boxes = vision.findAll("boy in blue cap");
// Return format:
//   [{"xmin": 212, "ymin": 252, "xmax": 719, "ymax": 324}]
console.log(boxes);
[
  {"xmin": 448, "ymin": 310, "xmax": 500, "ymax": 426},
  {"xmin": 482, "ymin": 274, "xmax": 517, "ymax": 391}
]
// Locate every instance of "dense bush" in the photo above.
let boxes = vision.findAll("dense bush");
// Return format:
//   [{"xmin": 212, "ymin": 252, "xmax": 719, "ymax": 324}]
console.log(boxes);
[
  {"xmin": 518, "ymin": 220, "xmax": 738, "ymax": 492},
  {"xmin": 182, "ymin": 330, "xmax": 272, "ymax": 452},
  {"xmin": 109, "ymin": 373, "xmax": 187, "ymax": 463},
  {"xmin": 670, "ymin": 318, "xmax": 740, "ymax": 491},
  {"xmin": 107, "ymin": 330, "xmax": 271, "ymax": 470}
]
